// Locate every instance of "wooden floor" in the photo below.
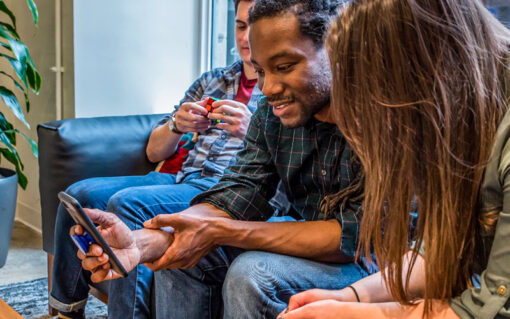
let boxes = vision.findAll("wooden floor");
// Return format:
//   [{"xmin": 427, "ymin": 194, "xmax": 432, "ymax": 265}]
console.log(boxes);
[{"xmin": 0, "ymin": 298, "xmax": 23, "ymax": 319}]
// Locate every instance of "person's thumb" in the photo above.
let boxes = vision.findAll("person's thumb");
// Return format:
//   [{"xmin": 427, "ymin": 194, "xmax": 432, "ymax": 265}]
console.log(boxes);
[{"xmin": 143, "ymin": 214, "xmax": 178, "ymax": 229}]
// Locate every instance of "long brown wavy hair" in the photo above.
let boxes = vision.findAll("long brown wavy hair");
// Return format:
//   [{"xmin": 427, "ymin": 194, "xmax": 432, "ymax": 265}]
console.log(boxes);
[{"xmin": 326, "ymin": 0, "xmax": 510, "ymax": 313}]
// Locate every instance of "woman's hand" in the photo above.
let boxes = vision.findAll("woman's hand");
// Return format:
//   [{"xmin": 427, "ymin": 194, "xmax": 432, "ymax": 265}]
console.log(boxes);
[
  {"xmin": 286, "ymin": 288, "xmax": 356, "ymax": 312},
  {"xmin": 278, "ymin": 299, "xmax": 460, "ymax": 319},
  {"xmin": 279, "ymin": 300, "xmax": 361, "ymax": 319}
]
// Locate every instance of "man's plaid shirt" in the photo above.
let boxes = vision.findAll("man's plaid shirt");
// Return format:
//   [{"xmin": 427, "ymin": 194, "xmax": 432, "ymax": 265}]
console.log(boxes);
[{"xmin": 192, "ymin": 97, "xmax": 363, "ymax": 257}]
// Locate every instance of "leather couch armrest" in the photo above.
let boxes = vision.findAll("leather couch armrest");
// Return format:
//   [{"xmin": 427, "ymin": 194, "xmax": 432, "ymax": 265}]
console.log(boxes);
[{"xmin": 38, "ymin": 114, "xmax": 166, "ymax": 254}]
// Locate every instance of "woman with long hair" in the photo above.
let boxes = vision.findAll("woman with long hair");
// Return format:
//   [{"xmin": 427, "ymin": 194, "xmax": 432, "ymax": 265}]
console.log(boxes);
[{"xmin": 279, "ymin": 0, "xmax": 510, "ymax": 318}]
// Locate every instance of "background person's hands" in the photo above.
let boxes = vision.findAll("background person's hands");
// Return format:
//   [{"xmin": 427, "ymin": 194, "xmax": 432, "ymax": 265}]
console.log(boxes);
[
  {"xmin": 174, "ymin": 99, "xmax": 211, "ymax": 133},
  {"xmin": 207, "ymin": 100, "xmax": 252, "ymax": 139},
  {"xmin": 73, "ymin": 208, "xmax": 141, "ymax": 282}
]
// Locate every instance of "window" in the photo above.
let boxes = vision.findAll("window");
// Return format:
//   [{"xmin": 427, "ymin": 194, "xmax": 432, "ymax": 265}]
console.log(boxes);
[{"xmin": 211, "ymin": 0, "xmax": 239, "ymax": 69}]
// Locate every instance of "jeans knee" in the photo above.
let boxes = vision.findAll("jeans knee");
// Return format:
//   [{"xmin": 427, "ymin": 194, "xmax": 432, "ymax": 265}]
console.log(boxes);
[
  {"xmin": 106, "ymin": 188, "xmax": 152, "ymax": 230},
  {"xmin": 223, "ymin": 252, "xmax": 278, "ymax": 304},
  {"xmin": 65, "ymin": 179, "xmax": 97, "ymax": 207}
]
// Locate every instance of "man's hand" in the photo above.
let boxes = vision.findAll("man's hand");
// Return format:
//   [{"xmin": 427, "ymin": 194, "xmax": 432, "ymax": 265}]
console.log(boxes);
[
  {"xmin": 72, "ymin": 208, "xmax": 141, "ymax": 283},
  {"xmin": 208, "ymin": 100, "xmax": 252, "ymax": 139},
  {"xmin": 174, "ymin": 99, "xmax": 211, "ymax": 133},
  {"xmin": 143, "ymin": 205, "xmax": 229, "ymax": 270}
]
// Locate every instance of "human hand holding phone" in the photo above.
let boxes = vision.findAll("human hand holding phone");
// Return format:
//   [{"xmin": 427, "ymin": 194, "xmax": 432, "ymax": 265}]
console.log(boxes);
[{"xmin": 70, "ymin": 208, "xmax": 141, "ymax": 282}]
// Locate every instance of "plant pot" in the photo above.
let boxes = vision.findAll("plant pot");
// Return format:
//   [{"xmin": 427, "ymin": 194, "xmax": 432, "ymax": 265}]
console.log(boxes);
[{"xmin": 0, "ymin": 168, "xmax": 18, "ymax": 268}]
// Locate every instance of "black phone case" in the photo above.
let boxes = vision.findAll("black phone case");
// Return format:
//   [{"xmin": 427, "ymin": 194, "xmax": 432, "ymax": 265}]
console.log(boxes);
[{"xmin": 58, "ymin": 191, "xmax": 129, "ymax": 277}]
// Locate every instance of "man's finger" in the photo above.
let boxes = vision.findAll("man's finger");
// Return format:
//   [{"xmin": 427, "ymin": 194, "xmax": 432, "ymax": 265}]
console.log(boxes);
[
  {"xmin": 212, "ymin": 99, "xmax": 245, "ymax": 110},
  {"xmin": 181, "ymin": 102, "xmax": 208, "ymax": 116},
  {"xmin": 143, "ymin": 214, "xmax": 179, "ymax": 229},
  {"xmin": 70, "ymin": 224, "xmax": 83, "ymax": 236},
  {"xmin": 144, "ymin": 245, "xmax": 184, "ymax": 270},
  {"xmin": 83, "ymin": 208, "xmax": 117, "ymax": 227},
  {"xmin": 211, "ymin": 105, "xmax": 240, "ymax": 116},
  {"xmin": 90, "ymin": 268, "xmax": 119, "ymax": 283},
  {"xmin": 208, "ymin": 113, "xmax": 236, "ymax": 125},
  {"xmin": 178, "ymin": 111, "xmax": 210, "ymax": 124},
  {"xmin": 87, "ymin": 243, "xmax": 104, "ymax": 257},
  {"xmin": 82, "ymin": 253, "xmax": 108, "ymax": 271},
  {"xmin": 77, "ymin": 249, "xmax": 85, "ymax": 260}
]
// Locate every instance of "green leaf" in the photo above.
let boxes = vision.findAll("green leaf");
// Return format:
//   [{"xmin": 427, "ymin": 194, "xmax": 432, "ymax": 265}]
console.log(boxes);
[
  {"xmin": 26, "ymin": 0, "xmax": 38, "ymax": 26},
  {"xmin": 0, "ymin": 1, "xmax": 16, "ymax": 29},
  {"xmin": 4, "ymin": 129, "xmax": 37, "ymax": 157},
  {"xmin": 6, "ymin": 37, "xmax": 28, "ymax": 69},
  {"xmin": 0, "ymin": 28, "xmax": 29, "ymax": 87},
  {"xmin": 0, "ymin": 52, "xmax": 28, "ymax": 87},
  {"xmin": 0, "ymin": 22, "xmax": 19, "ymax": 40},
  {"xmin": 0, "ymin": 41, "xmax": 10, "ymax": 50},
  {"xmin": 0, "ymin": 113, "xmax": 15, "ymax": 145},
  {"xmin": 0, "ymin": 132, "xmax": 22, "ymax": 169},
  {"xmin": 26, "ymin": 59, "xmax": 40, "ymax": 93},
  {"xmin": 0, "ymin": 135, "xmax": 28, "ymax": 189},
  {"xmin": 0, "ymin": 86, "xmax": 29, "ymax": 128},
  {"xmin": 0, "ymin": 147, "xmax": 19, "ymax": 167},
  {"xmin": 0, "ymin": 71, "xmax": 30, "ymax": 112},
  {"xmin": 17, "ymin": 169, "xmax": 27, "ymax": 189}
]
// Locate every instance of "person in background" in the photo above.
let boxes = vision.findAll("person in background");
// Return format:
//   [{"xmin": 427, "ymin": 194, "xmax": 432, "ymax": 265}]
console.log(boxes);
[
  {"xmin": 50, "ymin": 1, "xmax": 261, "ymax": 318},
  {"xmin": 280, "ymin": 0, "xmax": 510, "ymax": 318}
]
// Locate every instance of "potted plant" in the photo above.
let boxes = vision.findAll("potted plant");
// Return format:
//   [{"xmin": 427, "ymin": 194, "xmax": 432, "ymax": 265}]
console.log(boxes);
[{"xmin": 0, "ymin": 0, "xmax": 41, "ymax": 267}]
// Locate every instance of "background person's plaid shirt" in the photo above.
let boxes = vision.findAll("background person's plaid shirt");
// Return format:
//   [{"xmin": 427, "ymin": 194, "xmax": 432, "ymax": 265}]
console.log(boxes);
[
  {"xmin": 156, "ymin": 60, "xmax": 263, "ymax": 183},
  {"xmin": 192, "ymin": 97, "xmax": 363, "ymax": 257}
]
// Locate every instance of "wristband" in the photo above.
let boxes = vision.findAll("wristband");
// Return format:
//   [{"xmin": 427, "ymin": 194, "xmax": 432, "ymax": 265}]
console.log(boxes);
[{"xmin": 347, "ymin": 285, "xmax": 360, "ymax": 302}]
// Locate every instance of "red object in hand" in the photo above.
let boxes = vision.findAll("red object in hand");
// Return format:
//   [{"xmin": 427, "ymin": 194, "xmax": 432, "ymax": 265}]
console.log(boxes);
[
  {"xmin": 158, "ymin": 141, "xmax": 190, "ymax": 174},
  {"xmin": 205, "ymin": 97, "xmax": 220, "ymax": 113}
]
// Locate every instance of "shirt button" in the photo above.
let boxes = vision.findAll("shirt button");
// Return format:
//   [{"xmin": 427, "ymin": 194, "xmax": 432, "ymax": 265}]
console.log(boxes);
[
  {"xmin": 321, "ymin": 169, "xmax": 327, "ymax": 176},
  {"xmin": 208, "ymin": 157, "xmax": 214, "ymax": 161},
  {"xmin": 221, "ymin": 134, "xmax": 227, "ymax": 139},
  {"xmin": 497, "ymin": 285, "xmax": 507, "ymax": 296}
]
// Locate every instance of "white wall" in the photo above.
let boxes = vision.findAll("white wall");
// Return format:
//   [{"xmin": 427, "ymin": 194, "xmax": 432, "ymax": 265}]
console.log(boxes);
[{"xmin": 74, "ymin": 0, "xmax": 201, "ymax": 117}]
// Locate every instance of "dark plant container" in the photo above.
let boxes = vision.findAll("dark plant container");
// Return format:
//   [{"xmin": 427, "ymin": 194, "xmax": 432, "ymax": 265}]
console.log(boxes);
[{"xmin": 0, "ymin": 168, "xmax": 18, "ymax": 268}]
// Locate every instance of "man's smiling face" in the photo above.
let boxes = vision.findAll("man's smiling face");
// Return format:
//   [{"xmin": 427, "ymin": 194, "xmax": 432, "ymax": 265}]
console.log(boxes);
[{"xmin": 249, "ymin": 12, "xmax": 332, "ymax": 128}]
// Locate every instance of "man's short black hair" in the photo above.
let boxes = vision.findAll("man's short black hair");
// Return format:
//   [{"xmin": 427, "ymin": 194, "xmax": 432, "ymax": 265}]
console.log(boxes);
[
  {"xmin": 234, "ymin": 0, "xmax": 254, "ymax": 14},
  {"xmin": 248, "ymin": 0, "xmax": 345, "ymax": 48}
]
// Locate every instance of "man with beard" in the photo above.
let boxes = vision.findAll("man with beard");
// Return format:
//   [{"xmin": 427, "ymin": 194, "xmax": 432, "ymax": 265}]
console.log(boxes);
[{"xmin": 75, "ymin": 1, "xmax": 373, "ymax": 318}]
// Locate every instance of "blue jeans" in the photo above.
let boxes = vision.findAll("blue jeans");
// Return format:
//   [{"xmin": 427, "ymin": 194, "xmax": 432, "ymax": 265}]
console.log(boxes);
[
  {"xmin": 50, "ymin": 171, "xmax": 219, "ymax": 319},
  {"xmin": 154, "ymin": 249, "xmax": 371, "ymax": 318}
]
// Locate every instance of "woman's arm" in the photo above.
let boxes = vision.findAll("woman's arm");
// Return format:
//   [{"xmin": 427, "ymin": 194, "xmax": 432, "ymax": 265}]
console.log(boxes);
[
  {"xmin": 281, "ymin": 299, "xmax": 459, "ymax": 319},
  {"xmin": 286, "ymin": 251, "xmax": 426, "ymax": 313}
]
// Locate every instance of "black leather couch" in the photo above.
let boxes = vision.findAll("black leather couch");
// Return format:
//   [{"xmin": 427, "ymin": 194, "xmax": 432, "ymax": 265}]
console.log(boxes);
[{"xmin": 37, "ymin": 113, "xmax": 165, "ymax": 299}]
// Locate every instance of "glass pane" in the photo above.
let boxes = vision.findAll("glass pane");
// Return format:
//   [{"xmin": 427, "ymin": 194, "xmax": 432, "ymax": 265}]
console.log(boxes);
[{"xmin": 211, "ymin": 0, "xmax": 239, "ymax": 69}]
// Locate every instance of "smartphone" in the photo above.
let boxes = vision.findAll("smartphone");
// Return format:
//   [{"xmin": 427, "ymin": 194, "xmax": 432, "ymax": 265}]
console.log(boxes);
[{"xmin": 58, "ymin": 191, "xmax": 128, "ymax": 277}]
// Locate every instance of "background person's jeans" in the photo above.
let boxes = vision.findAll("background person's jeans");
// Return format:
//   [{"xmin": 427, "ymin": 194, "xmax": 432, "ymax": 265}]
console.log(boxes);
[
  {"xmin": 154, "ymin": 249, "xmax": 371, "ymax": 319},
  {"xmin": 50, "ymin": 171, "xmax": 219, "ymax": 319}
]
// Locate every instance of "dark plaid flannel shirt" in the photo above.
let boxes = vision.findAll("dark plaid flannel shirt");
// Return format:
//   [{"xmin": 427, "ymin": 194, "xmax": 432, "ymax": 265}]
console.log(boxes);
[{"xmin": 192, "ymin": 97, "xmax": 363, "ymax": 257}]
